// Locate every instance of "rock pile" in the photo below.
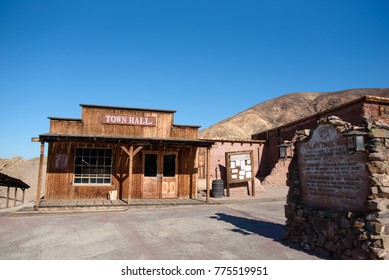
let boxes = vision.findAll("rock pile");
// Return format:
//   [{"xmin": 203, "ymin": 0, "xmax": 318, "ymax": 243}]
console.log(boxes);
[{"xmin": 284, "ymin": 116, "xmax": 389, "ymax": 259}]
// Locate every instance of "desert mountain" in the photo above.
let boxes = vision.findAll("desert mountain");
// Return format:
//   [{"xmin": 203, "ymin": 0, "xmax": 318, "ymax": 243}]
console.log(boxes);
[{"xmin": 199, "ymin": 88, "xmax": 389, "ymax": 140}]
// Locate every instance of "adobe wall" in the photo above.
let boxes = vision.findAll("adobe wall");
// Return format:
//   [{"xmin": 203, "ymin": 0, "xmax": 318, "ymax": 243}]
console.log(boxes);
[
  {"xmin": 257, "ymin": 98, "xmax": 367, "ymax": 178},
  {"xmin": 284, "ymin": 116, "xmax": 389, "ymax": 259},
  {"xmin": 198, "ymin": 142, "xmax": 263, "ymax": 196}
]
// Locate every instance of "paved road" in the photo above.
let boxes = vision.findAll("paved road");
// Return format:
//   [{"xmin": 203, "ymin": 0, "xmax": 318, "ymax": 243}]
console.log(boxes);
[{"xmin": 0, "ymin": 199, "xmax": 321, "ymax": 260}]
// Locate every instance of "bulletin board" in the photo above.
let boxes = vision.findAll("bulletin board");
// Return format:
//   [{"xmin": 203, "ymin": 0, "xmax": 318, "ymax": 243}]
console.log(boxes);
[{"xmin": 225, "ymin": 151, "xmax": 255, "ymax": 197}]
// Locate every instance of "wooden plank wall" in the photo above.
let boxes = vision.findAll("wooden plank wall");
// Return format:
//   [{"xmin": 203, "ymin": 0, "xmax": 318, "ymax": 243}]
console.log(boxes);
[
  {"xmin": 178, "ymin": 146, "xmax": 198, "ymax": 199},
  {"xmin": 50, "ymin": 119, "xmax": 83, "ymax": 135},
  {"xmin": 171, "ymin": 126, "xmax": 198, "ymax": 140},
  {"xmin": 45, "ymin": 142, "xmax": 196, "ymax": 200},
  {"xmin": 82, "ymin": 107, "xmax": 174, "ymax": 138}
]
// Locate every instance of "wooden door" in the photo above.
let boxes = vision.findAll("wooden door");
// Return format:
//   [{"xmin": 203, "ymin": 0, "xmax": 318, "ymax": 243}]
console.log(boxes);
[
  {"xmin": 142, "ymin": 153, "xmax": 159, "ymax": 198},
  {"xmin": 142, "ymin": 151, "xmax": 178, "ymax": 199},
  {"xmin": 161, "ymin": 153, "xmax": 178, "ymax": 198}
]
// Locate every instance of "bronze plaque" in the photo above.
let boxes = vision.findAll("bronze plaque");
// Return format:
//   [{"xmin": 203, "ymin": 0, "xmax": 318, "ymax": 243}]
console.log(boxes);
[{"xmin": 298, "ymin": 124, "xmax": 369, "ymax": 212}]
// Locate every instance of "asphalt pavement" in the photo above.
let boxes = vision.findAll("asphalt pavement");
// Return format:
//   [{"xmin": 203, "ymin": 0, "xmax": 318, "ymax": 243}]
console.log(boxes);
[{"xmin": 0, "ymin": 198, "xmax": 322, "ymax": 260}]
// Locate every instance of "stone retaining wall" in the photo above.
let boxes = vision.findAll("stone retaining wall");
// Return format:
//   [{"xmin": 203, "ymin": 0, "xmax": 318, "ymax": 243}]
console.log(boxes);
[{"xmin": 284, "ymin": 116, "xmax": 389, "ymax": 259}]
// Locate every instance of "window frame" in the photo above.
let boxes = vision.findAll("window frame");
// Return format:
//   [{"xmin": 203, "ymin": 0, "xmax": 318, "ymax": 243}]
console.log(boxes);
[{"xmin": 73, "ymin": 147, "xmax": 113, "ymax": 185}]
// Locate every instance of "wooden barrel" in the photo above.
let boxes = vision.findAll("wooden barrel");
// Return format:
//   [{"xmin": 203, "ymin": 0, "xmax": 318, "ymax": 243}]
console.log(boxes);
[{"xmin": 211, "ymin": 180, "xmax": 224, "ymax": 198}]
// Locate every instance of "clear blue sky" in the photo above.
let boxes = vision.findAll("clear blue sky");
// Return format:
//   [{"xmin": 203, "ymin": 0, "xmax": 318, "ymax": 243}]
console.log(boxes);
[{"xmin": 1, "ymin": 0, "xmax": 388, "ymax": 159}]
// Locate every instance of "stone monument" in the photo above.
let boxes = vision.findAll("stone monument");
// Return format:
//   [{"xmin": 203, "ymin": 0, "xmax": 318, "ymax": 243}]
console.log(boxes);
[{"xmin": 284, "ymin": 116, "xmax": 389, "ymax": 259}]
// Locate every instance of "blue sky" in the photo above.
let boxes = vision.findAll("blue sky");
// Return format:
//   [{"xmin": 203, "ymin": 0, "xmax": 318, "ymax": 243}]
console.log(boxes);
[{"xmin": 1, "ymin": 0, "xmax": 388, "ymax": 159}]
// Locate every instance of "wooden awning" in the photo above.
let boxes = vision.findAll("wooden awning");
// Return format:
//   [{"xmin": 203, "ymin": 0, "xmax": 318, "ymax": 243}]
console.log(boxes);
[
  {"xmin": 0, "ymin": 173, "xmax": 30, "ymax": 190},
  {"xmin": 38, "ymin": 133, "xmax": 214, "ymax": 148}
]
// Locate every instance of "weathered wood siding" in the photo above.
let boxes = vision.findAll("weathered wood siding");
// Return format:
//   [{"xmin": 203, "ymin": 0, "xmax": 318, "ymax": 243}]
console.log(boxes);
[
  {"xmin": 171, "ymin": 125, "xmax": 198, "ymax": 140},
  {"xmin": 45, "ymin": 144, "xmax": 197, "ymax": 200},
  {"xmin": 81, "ymin": 107, "xmax": 174, "ymax": 138},
  {"xmin": 177, "ymin": 147, "xmax": 198, "ymax": 198},
  {"xmin": 50, "ymin": 119, "xmax": 83, "ymax": 135},
  {"xmin": 44, "ymin": 105, "xmax": 203, "ymax": 200}
]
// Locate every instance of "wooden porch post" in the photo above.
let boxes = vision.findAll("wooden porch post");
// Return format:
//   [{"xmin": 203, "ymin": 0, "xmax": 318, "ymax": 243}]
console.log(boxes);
[
  {"xmin": 121, "ymin": 145, "xmax": 143, "ymax": 203},
  {"xmin": 6, "ymin": 187, "xmax": 10, "ymax": 208},
  {"xmin": 22, "ymin": 189, "xmax": 26, "ymax": 204},
  {"xmin": 206, "ymin": 147, "xmax": 211, "ymax": 203},
  {"xmin": 35, "ymin": 142, "xmax": 45, "ymax": 210},
  {"xmin": 251, "ymin": 151, "xmax": 255, "ymax": 197},
  {"xmin": 128, "ymin": 145, "xmax": 134, "ymax": 202},
  {"xmin": 14, "ymin": 188, "xmax": 17, "ymax": 207}
]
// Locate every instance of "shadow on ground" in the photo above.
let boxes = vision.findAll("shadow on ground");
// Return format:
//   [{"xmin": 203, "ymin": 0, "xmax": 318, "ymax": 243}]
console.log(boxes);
[
  {"xmin": 211, "ymin": 213, "xmax": 325, "ymax": 259},
  {"xmin": 211, "ymin": 213, "xmax": 284, "ymax": 240}
]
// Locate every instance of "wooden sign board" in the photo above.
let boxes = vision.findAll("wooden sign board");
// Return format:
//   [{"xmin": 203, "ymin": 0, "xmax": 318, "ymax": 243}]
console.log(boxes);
[
  {"xmin": 225, "ymin": 151, "xmax": 255, "ymax": 196},
  {"xmin": 101, "ymin": 114, "xmax": 157, "ymax": 126}
]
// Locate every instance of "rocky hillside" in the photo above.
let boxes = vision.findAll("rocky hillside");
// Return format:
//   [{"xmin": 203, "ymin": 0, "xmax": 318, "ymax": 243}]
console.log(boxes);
[{"xmin": 200, "ymin": 88, "xmax": 389, "ymax": 139}]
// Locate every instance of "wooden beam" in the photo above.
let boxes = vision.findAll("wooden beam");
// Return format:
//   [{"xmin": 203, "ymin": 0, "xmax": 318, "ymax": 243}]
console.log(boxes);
[
  {"xmin": 127, "ymin": 145, "xmax": 134, "ymax": 203},
  {"xmin": 14, "ymin": 188, "xmax": 17, "ymax": 207},
  {"xmin": 251, "ymin": 151, "xmax": 255, "ymax": 197},
  {"xmin": 35, "ymin": 142, "xmax": 45, "ymax": 210},
  {"xmin": 121, "ymin": 146, "xmax": 131, "ymax": 157},
  {"xmin": 206, "ymin": 147, "xmax": 211, "ymax": 203},
  {"xmin": 6, "ymin": 187, "xmax": 10, "ymax": 208},
  {"xmin": 121, "ymin": 145, "xmax": 142, "ymax": 157},
  {"xmin": 133, "ymin": 146, "xmax": 143, "ymax": 157},
  {"xmin": 22, "ymin": 189, "xmax": 25, "ymax": 204}
]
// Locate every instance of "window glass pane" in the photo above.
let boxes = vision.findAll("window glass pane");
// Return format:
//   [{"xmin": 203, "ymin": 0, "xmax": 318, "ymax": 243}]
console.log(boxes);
[
  {"xmin": 356, "ymin": 136, "xmax": 365, "ymax": 151},
  {"xmin": 84, "ymin": 149, "xmax": 90, "ymax": 157},
  {"xmin": 74, "ymin": 148, "xmax": 112, "ymax": 185},
  {"xmin": 75, "ymin": 157, "xmax": 82, "ymax": 165},
  {"xmin": 98, "ymin": 149, "xmax": 105, "ymax": 157},
  {"xmin": 144, "ymin": 154, "xmax": 158, "ymax": 177},
  {"xmin": 163, "ymin": 154, "xmax": 176, "ymax": 177},
  {"xmin": 90, "ymin": 158, "xmax": 97, "ymax": 166},
  {"xmin": 81, "ymin": 158, "xmax": 90, "ymax": 165},
  {"xmin": 75, "ymin": 166, "xmax": 82, "ymax": 175}
]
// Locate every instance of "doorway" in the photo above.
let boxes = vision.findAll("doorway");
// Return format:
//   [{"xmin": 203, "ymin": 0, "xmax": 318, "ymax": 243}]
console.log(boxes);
[{"xmin": 142, "ymin": 151, "xmax": 178, "ymax": 198}]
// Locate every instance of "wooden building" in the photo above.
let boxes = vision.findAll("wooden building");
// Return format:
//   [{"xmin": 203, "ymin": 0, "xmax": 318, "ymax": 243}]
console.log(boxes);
[{"xmin": 35, "ymin": 104, "xmax": 213, "ymax": 205}]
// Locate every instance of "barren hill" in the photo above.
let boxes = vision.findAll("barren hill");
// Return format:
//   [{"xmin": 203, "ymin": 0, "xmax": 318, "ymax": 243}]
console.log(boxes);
[{"xmin": 199, "ymin": 88, "xmax": 389, "ymax": 139}]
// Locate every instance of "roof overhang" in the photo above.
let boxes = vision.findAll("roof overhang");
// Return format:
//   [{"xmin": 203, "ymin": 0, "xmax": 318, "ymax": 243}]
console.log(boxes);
[
  {"xmin": 0, "ymin": 173, "xmax": 30, "ymax": 190},
  {"xmin": 39, "ymin": 133, "xmax": 214, "ymax": 148}
]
